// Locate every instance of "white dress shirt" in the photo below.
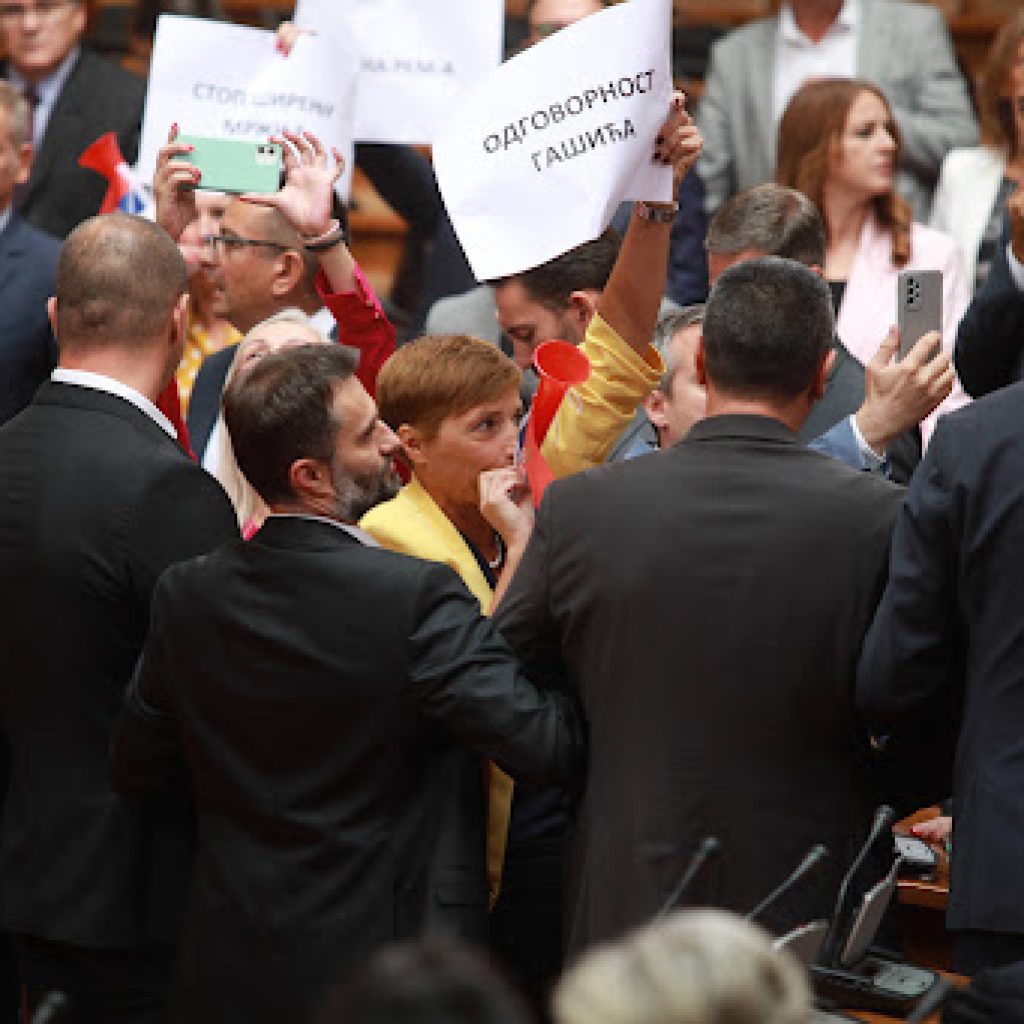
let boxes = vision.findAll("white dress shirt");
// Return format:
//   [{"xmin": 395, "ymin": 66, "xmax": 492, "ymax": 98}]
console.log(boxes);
[
  {"xmin": 773, "ymin": 0, "xmax": 860, "ymax": 124},
  {"xmin": 51, "ymin": 367, "xmax": 176, "ymax": 438}
]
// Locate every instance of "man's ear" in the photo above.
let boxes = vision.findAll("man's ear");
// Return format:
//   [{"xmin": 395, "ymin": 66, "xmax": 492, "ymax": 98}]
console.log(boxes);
[
  {"xmin": 695, "ymin": 335, "xmax": 709, "ymax": 387},
  {"xmin": 47, "ymin": 296, "xmax": 58, "ymax": 337},
  {"xmin": 270, "ymin": 250, "xmax": 306, "ymax": 299},
  {"xmin": 288, "ymin": 457, "xmax": 332, "ymax": 501},
  {"xmin": 567, "ymin": 290, "xmax": 599, "ymax": 332},
  {"xmin": 644, "ymin": 388, "xmax": 669, "ymax": 431},
  {"xmin": 397, "ymin": 422, "xmax": 427, "ymax": 467},
  {"xmin": 811, "ymin": 348, "xmax": 836, "ymax": 401}
]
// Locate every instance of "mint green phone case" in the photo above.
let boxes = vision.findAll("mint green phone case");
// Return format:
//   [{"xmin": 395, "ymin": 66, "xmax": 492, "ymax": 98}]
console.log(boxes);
[{"xmin": 179, "ymin": 136, "xmax": 283, "ymax": 195}]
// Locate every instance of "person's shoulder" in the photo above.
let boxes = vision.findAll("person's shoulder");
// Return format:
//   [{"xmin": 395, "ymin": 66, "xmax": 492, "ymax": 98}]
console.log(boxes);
[
  {"xmin": 909, "ymin": 220, "xmax": 960, "ymax": 263},
  {"xmin": 940, "ymin": 145, "xmax": 1003, "ymax": 179},
  {"xmin": 4, "ymin": 215, "xmax": 60, "ymax": 258},
  {"xmin": 709, "ymin": 12, "xmax": 776, "ymax": 57},
  {"xmin": 867, "ymin": 0, "xmax": 943, "ymax": 27},
  {"xmin": 74, "ymin": 46, "xmax": 144, "ymax": 89}
]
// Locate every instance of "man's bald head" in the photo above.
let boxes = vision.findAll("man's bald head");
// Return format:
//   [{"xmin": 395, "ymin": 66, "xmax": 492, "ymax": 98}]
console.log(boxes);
[{"xmin": 55, "ymin": 213, "xmax": 187, "ymax": 352}]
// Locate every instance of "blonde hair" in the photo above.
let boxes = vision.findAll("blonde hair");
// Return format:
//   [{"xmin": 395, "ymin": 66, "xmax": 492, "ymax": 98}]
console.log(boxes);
[
  {"xmin": 553, "ymin": 910, "xmax": 811, "ymax": 1024},
  {"xmin": 207, "ymin": 309, "xmax": 331, "ymax": 527}
]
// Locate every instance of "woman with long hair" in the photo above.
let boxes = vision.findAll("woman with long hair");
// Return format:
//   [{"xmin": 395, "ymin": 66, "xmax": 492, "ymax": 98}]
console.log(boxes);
[
  {"xmin": 931, "ymin": 13, "xmax": 1024, "ymax": 292},
  {"xmin": 776, "ymin": 78, "xmax": 969, "ymax": 447}
]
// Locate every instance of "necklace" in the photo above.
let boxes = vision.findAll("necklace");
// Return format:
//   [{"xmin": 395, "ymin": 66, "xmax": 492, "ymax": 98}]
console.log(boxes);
[{"xmin": 486, "ymin": 533, "xmax": 505, "ymax": 571}]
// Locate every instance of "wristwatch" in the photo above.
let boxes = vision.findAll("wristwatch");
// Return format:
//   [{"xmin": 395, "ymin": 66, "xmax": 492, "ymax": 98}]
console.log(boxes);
[{"xmin": 635, "ymin": 200, "xmax": 679, "ymax": 224}]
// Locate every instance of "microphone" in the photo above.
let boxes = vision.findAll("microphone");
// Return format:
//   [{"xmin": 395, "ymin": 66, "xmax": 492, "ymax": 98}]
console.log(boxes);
[
  {"xmin": 655, "ymin": 836, "xmax": 721, "ymax": 920},
  {"xmin": 31, "ymin": 993, "xmax": 69, "ymax": 1024},
  {"xmin": 820, "ymin": 804, "xmax": 896, "ymax": 966},
  {"xmin": 746, "ymin": 843, "xmax": 829, "ymax": 924}
]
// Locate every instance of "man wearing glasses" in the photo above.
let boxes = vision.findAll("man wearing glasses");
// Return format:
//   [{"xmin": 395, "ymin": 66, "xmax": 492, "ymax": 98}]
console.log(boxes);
[{"xmin": 0, "ymin": 0, "xmax": 145, "ymax": 237}]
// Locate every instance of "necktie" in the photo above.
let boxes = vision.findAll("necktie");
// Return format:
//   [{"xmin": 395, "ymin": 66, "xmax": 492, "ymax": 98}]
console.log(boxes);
[{"xmin": 22, "ymin": 85, "xmax": 37, "ymax": 144}]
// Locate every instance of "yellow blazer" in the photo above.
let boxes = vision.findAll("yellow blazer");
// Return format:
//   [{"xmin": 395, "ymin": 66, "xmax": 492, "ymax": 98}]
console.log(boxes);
[{"xmin": 360, "ymin": 476, "xmax": 513, "ymax": 907}]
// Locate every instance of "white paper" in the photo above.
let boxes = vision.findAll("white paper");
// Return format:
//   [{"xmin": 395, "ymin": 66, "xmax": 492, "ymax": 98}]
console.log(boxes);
[
  {"xmin": 432, "ymin": 0, "xmax": 674, "ymax": 282},
  {"xmin": 294, "ymin": 0, "xmax": 504, "ymax": 145},
  {"xmin": 137, "ymin": 15, "xmax": 357, "ymax": 198}
]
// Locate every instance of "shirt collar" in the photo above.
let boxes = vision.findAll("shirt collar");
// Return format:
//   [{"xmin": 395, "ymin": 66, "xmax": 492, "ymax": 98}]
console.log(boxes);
[
  {"xmin": 267, "ymin": 512, "xmax": 379, "ymax": 547},
  {"xmin": 310, "ymin": 306, "xmax": 335, "ymax": 337},
  {"xmin": 50, "ymin": 367, "xmax": 177, "ymax": 438},
  {"xmin": 779, "ymin": 0, "xmax": 858, "ymax": 45},
  {"xmin": 7, "ymin": 45, "xmax": 80, "ymax": 106},
  {"xmin": 0, "ymin": 206, "xmax": 11, "ymax": 237}
]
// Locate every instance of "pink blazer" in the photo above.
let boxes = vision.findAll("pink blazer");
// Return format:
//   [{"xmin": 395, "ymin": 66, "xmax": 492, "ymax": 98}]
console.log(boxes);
[{"xmin": 836, "ymin": 215, "xmax": 970, "ymax": 448}]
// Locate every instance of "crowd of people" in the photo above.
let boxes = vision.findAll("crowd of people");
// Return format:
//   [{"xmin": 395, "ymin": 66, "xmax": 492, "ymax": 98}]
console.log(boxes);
[{"xmin": 2, "ymin": 0, "xmax": 1024, "ymax": 1022}]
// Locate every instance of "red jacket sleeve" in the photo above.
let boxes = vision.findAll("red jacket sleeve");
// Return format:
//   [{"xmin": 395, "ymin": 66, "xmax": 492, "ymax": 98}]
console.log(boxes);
[{"xmin": 316, "ymin": 264, "xmax": 396, "ymax": 398}]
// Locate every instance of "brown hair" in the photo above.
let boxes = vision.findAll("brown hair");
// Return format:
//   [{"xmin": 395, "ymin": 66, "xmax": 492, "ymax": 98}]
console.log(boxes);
[
  {"xmin": 776, "ymin": 78, "xmax": 912, "ymax": 269},
  {"xmin": 978, "ymin": 13, "xmax": 1024, "ymax": 153},
  {"xmin": 376, "ymin": 335, "xmax": 521, "ymax": 440}
]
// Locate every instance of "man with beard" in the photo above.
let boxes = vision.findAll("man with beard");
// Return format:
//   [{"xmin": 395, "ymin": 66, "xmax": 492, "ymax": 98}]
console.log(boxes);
[{"xmin": 111, "ymin": 343, "xmax": 583, "ymax": 1024}]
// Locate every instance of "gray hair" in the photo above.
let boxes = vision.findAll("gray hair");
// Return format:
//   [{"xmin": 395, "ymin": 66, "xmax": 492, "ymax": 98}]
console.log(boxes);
[
  {"xmin": 706, "ymin": 184, "xmax": 826, "ymax": 269},
  {"xmin": 553, "ymin": 909, "xmax": 811, "ymax": 1024},
  {"xmin": 653, "ymin": 304, "xmax": 705, "ymax": 394}
]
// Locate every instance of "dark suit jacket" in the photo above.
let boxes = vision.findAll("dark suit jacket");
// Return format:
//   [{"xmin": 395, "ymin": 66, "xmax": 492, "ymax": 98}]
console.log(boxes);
[
  {"xmin": 0, "ymin": 214, "xmax": 59, "ymax": 424},
  {"xmin": 857, "ymin": 384, "xmax": 1024, "ymax": 936},
  {"xmin": 496, "ymin": 415, "xmax": 904, "ymax": 952},
  {"xmin": 186, "ymin": 343, "xmax": 237, "ymax": 462},
  {"xmin": 111, "ymin": 515, "xmax": 583, "ymax": 1024},
  {"xmin": 0, "ymin": 381, "xmax": 238, "ymax": 949},
  {"xmin": 953, "ymin": 225, "xmax": 1024, "ymax": 398},
  {"xmin": 5, "ymin": 48, "xmax": 145, "ymax": 238}
]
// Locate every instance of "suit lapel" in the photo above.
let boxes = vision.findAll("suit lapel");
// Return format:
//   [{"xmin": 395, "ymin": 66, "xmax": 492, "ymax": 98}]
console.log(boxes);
[
  {"xmin": 750, "ymin": 19, "xmax": 779, "ymax": 184},
  {"xmin": 22, "ymin": 51, "xmax": 87, "ymax": 209},
  {"xmin": 0, "ymin": 217, "xmax": 26, "ymax": 296}
]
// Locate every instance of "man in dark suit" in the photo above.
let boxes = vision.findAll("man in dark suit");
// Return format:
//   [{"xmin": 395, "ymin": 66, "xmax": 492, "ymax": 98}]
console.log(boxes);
[
  {"xmin": 496, "ymin": 256, "xmax": 904, "ymax": 953},
  {"xmin": 954, "ymin": 193, "xmax": 1024, "ymax": 399},
  {"xmin": 0, "ymin": 213, "xmax": 239, "ymax": 1023},
  {"xmin": 857, "ymin": 376, "xmax": 1024, "ymax": 975},
  {"xmin": 111, "ymin": 342, "xmax": 582, "ymax": 1024},
  {"xmin": 0, "ymin": 80, "xmax": 59, "ymax": 425},
  {"xmin": 1, "ymin": 0, "xmax": 145, "ymax": 238}
]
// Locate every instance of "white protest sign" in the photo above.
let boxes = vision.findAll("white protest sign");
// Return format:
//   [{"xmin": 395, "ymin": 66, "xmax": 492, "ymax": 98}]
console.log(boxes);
[
  {"xmin": 293, "ymin": 0, "xmax": 504, "ymax": 145},
  {"xmin": 432, "ymin": 0, "xmax": 673, "ymax": 282},
  {"xmin": 137, "ymin": 15, "xmax": 357, "ymax": 198}
]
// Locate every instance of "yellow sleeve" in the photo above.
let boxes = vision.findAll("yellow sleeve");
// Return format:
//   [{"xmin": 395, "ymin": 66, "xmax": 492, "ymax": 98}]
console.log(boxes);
[{"xmin": 540, "ymin": 312, "xmax": 663, "ymax": 479}]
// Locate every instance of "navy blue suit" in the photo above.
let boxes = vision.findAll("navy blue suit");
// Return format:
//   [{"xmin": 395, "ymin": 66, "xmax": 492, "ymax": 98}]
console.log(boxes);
[
  {"xmin": 857, "ymin": 384, "xmax": 1024, "ymax": 970},
  {"xmin": 954, "ymin": 224, "xmax": 1024, "ymax": 398},
  {"xmin": 0, "ymin": 214, "xmax": 59, "ymax": 425}
]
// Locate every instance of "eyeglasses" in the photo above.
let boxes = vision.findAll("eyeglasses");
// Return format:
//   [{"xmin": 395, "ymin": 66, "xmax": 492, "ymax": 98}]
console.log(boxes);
[
  {"xmin": 0, "ymin": 1, "xmax": 77, "ymax": 21},
  {"xmin": 201, "ymin": 233, "xmax": 289, "ymax": 254}
]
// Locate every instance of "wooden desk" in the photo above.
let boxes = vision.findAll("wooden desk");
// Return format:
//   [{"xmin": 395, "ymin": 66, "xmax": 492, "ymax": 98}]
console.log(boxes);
[{"xmin": 894, "ymin": 807, "xmax": 953, "ymax": 973}]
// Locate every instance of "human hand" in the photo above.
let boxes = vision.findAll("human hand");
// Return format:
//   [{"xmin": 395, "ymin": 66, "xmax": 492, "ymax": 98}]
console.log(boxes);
[
  {"xmin": 654, "ymin": 92, "xmax": 703, "ymax": 194},
  {"xmin": 240, "ymin": 130, "xmax": 341, "ymax": 239},
  {"xmin": 1008, "ymin": 184, "xmax": 1024, "ymax": 266},
  {"xmin": 479, "ymin": 466, "xmax": 534, "ymax": 554},
  {"xmin": 153, "ymin": 123, "xmax": 199, "ymax": 244},
  {"xmin": 911, "ymin": 815, "xmax": 952, "ymax": 845},
  {"xmin": 275, "ymin": 21, "xmax": 316, "ymax": 56},
  {"xmin": 855, "ymin": 327, "xmax": 955, "ymax": 453}
]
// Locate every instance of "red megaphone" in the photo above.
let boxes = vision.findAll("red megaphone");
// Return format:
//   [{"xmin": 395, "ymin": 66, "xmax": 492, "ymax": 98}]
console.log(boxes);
[{"xmin": 523, "ymin": 340, "xmax": 591, "ymax": 505}]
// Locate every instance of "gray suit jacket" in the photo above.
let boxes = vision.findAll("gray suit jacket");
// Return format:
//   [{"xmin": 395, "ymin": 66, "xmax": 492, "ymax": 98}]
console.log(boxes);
[{"xmin": 696, "ymin": 0, "xmax": 978, "ymax": 220}]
